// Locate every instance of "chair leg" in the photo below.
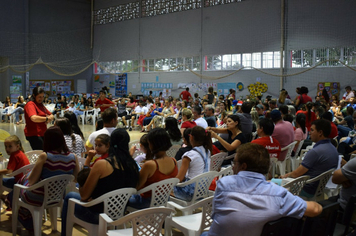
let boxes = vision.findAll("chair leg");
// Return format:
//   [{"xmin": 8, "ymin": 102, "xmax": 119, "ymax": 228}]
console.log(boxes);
[
  {"xmin": 12, "ymin": 204, "xmax": 19, "ymax": 236},
  {"xmin": 49, "ymin": 207, "xmax": 58, "ymax": 231},
  {"xmin": 32, "ymin": 210, "xmax": 42, "ymax": 236}
]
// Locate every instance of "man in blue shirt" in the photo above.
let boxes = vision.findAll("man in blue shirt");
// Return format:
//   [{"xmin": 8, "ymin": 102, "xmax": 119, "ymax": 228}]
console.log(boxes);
[
  {"xmin": 204, "ymin": 143, "xmax": 322, "ymax": 236},
  {"xmin": 281, "ymin": 119, "xmax": 339, "ymax": 197}
]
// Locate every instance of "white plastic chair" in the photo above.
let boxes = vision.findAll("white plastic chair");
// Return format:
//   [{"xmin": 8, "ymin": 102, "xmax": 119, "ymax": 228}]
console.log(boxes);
[
  {"xmin": 290, "ymin": 140, "xmax": 305, "ymax": 171},
  {"xmin": 12, "ymin": 174, "xmax": 74, "ymax": 236},
  {"xmin": 24, "ymin": 150, "xmax": 43, "ymax": 164},
  {"xmin": 210, "ymin": 152, "xmax": 228, "ymax": 171},
  {"xmin": 170, "ymin": 171, "xmax": 218, "ymax": 214},
  {"xmin": 166, "ymin": 145, "xmax": 181, "ymax": 158},
  {"xmin": 66, "ymin": 188, "xmax": 137, "ymax": 236},
  {"xmin": 78, "ymin": 110, "xmax": 87, "ymax": 125},
  {"xmin": 324, "ymin": 155, "xmax": 342, "ymax": 198},
  {"xmin": 99, "ymin": 207, "xmax": 175, "ymax": 236},
  {"xmin": 271, "ymin": 141, "xmax": 297, "ymax": 177},
  {"xmin": 165, "ymin": 196, "xmax": 214, "ymax": 236},
  {"xmin": 6, "ymin": 106, "xmax": 15, "ymax": 123},
  {"xmin": 218, "ymin": 165, "xmax": 233, "ymax": 179},
  {"xmin": 304, "ymin": 169, "xmax": 335, "ymax": 201},
  {"xmin": 282, "ymin": 175, "xmax": 310, "ymax": 196},
  {"xmin": 224, "ymin": 153, "xmax": 235, "ymax": 161},
  {"xmin": 176, "ymin": 159, "xmax": 182, "ymax": 170},
  {"xmin": 127, "ymin": 178, "xmax": 180, "ymax": 213},
  {"xmin": 0, "ymin": 164, "xmax": 35, "ymax": 212}
]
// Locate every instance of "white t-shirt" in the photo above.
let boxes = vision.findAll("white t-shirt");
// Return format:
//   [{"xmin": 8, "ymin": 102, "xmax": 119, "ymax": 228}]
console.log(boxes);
[
  {"xmin": 85, "ymin": 127, "xmax": 116, "ymax": 149},
  {"xmin": 182, "ymin": 146, "xmax": 210, "ymax": 179},
  {"xmin": 134, "ymin": 106, "xmax": 143, "ymax": 114},
  {"xmin": 194, "ymin": 117, "xmax": 208, "ymax": 129}
]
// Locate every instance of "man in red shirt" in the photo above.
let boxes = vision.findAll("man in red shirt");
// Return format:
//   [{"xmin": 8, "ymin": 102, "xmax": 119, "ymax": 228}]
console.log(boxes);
[
  {"xmin": 252, "ymin": 118, "xmax": 281, "ymax": 160},
  {"xmin": 180, "ymin": 88, "xmax": 192, "ymax": 102},
  {"xmin": 95, "ymin": 90, "xmax": 115, "ymax": 112}
]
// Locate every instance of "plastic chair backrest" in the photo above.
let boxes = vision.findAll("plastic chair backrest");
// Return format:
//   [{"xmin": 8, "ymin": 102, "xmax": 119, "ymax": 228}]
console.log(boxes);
[
  {"xmin": 306, "ymin": 169, "xmax": 334, "ymax": 199},
  {"xmin": 166, "ymin": 145, "xmax": 181, "ymax": 158},
  {"xmin": 100, "ymin": 207, "xmax": 174, "ymax": 236},
  {"xmin": 281, "ymin": 141, "xmax": 297, "ymax": 160},
  {"xmin": 282, "ymin": 175, "xmax": 310, "ymax": 196},
  {"xmin": 191, "ymin": 171, "xmax": 218, "ymax": 204},
  {"xmin": 218, "ymin": 165, "xmax": 233, "ymax": 179},
  {"xmin": 199, "ymin": 196, "xmax": 214, "ymax": 231},
  {"xmin": 138, "ymin": 178, "xmax": 180, "ymax": 207},
  {"xmin": 294, "ymin": 139, "xmax": 305, "ymax": 157},
  {"xmin": 210, "ymin": 152, "xmax": 228, "ymax": 171},
  {"xmin": 25, "ymin": 150, "xmax": 43, "ymax": 164},
  {"xmin": 102, "ymin": 188, "xmax": 137, "ymax": 220},
  {"xmin": 224, "ymin": 153, "xmax": 235, "ymax": 161},
  {"xmin": 44, "ymin": 175, "xmax": 74, "ymax": 206},
  {"xmin": 261, "ymin": 217, "xmax": 303, "ymax": 236}
]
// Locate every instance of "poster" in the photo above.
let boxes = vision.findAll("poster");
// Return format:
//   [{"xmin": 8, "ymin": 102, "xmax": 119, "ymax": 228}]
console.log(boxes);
[
  {"xmin": 217, "ymin": 83, "xmax": 236, "ymax": 96},
  {"xmin": 141, "ymin": 82, "xmax": 173, "ymax": 97},
  {"xmin": 177, "ymin": 83, "xmax": 217, "ymax": 94},
  {"xmin": 317, "ymin": 82, "xmax": 340, "ymax": 99},
  {"xmin": 115, "ymin": 73, "xmax": 127, "ymax": 96}
]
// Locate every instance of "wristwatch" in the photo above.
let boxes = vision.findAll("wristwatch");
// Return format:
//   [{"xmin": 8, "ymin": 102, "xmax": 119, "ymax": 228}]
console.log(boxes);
[{"xmin": 46, "ymin": 117, "xmax": 48, "ymax": 122}]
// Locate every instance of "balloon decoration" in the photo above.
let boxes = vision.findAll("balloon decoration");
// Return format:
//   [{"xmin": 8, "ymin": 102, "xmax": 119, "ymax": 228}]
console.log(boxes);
[{"xmin": 247, "ymin": 82, "xmax": 268, "ymax": 98}]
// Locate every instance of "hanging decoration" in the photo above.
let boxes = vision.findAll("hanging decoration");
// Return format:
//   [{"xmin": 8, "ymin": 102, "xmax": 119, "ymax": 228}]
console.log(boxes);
[
  {"xmin": 237, "ymin": 82, "xmax": 244, "ymax": 91},
  {"xmin": 247, "ymin": 82, "xmax": 268, "ymax": 98}
]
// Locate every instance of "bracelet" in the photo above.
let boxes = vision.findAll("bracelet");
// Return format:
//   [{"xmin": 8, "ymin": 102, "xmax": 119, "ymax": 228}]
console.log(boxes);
[
  {"xmin": 46, "ymin": 117, "xmax": 48, "ymax": 122},
  {"xmin": 83, "ymin": 165, "xmax": 90, "ymax": 169}
]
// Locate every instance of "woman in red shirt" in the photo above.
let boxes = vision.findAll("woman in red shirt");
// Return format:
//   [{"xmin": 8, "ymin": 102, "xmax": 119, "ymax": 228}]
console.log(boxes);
[
  {"xmin": 180, "ymin": 109, "xmax": 196, "ymax": 136},
  {"xmin": 24, "ymin": 87, "xmax": 54, "ymax": 150}
]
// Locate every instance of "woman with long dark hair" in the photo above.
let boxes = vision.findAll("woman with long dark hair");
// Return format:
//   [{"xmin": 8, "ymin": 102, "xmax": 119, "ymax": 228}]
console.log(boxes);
[
  {"xmin": 64, "ymin": 111, "xmax": 84, "ymax": 140},
  {"xmin": 128, "ymin": 128, "xmax": 178, "ymax": 209},
  {"xmin": 165, "ymin": 117, "xmax": 182, "ymax": 146},
  {"xmin": 208, "ymin": 114, "xmax": 246, "ymax": 155},
  {"xmin": 296, "ymin": 102, "xmax": 316, "ymax": 132},
  {"xmin": 61, "ymin": 128, "xmax": 139, "ymax": 236},
  {"xmin": 24, "ymin": 87, "xmax": 54, "ymax": 150}
]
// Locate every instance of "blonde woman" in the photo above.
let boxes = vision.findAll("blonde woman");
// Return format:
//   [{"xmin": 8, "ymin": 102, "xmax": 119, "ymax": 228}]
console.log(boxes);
[
  {"xmin": 180, "ymin": 109, "xmax": 196, "ymax": 135},
  {"xmin": 277, "ymin": 90, "xmax": 292, "ymax": 108}
]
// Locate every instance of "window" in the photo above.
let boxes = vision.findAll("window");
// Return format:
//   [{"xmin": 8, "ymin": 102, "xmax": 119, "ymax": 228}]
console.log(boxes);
[
  {"xmin": 192, "ymin": 56, "xmax": 201, "ymax": 71},
  {"xmin": 94, "ymin": 2, "xmax": 140, "ymax": 25},
  {"xmin": 252, "ymin": 52, "xmax": 261, "ymax": 69},
  {"xmin": 343, "ymin": 47, "xmax": 356, "ymax": 66},
  {"xmin": 222, "ymin": 54, "xmax": 232, "ymax": 70},
  {"xmin": 315, "ymin": 48, "xmax": 327, "ymax": 66},
  {"xmin": 205, "ymin": 0, "xmax": 242, "ymax": 8},
  {"xmin": 231, "ymin": 54, "xmax": 241, "ymax": 69},
  {"xmin": 263, "ymin": 52, "xmax": 273, "ymax": 68},
  {"xmin": 242, "ymin": 53, "xmax": 251, "ymax": 69},
  {"xmin": 142, "ymin": 0, "xmax": 202, "ymax": 18}
]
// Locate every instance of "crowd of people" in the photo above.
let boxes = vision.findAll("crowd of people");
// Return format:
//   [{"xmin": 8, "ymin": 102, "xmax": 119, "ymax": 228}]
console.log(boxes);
[{"xmin": 0, "ymin": 84, "xmax": 356, "ymax": 235}]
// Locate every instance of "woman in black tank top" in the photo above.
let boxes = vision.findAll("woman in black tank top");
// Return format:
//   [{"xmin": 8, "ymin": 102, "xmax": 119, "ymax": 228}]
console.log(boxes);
[{"xmin": 61, "ymin": 128, "xmax": 139, "ymax": 236}]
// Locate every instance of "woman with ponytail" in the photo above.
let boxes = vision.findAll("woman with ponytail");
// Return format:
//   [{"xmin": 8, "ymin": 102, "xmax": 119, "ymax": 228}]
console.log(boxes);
[
  {"xmin": 173, "ymin": 126, "xmax": 212, "ymax": 201},
  {"xmin": 128, "ymin": 128, "xmax": 178, "ymax": 209},
  {"xmin": 294, "ymin": 113, "xmax": 308, "ymax": 155},
  {"xmin": 61, "ymin": 128, "xmax": 139, "ymax": 236},
  {"xmin": 296, "ymin": 102, "xmax": 316, "ymax": 132}
]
